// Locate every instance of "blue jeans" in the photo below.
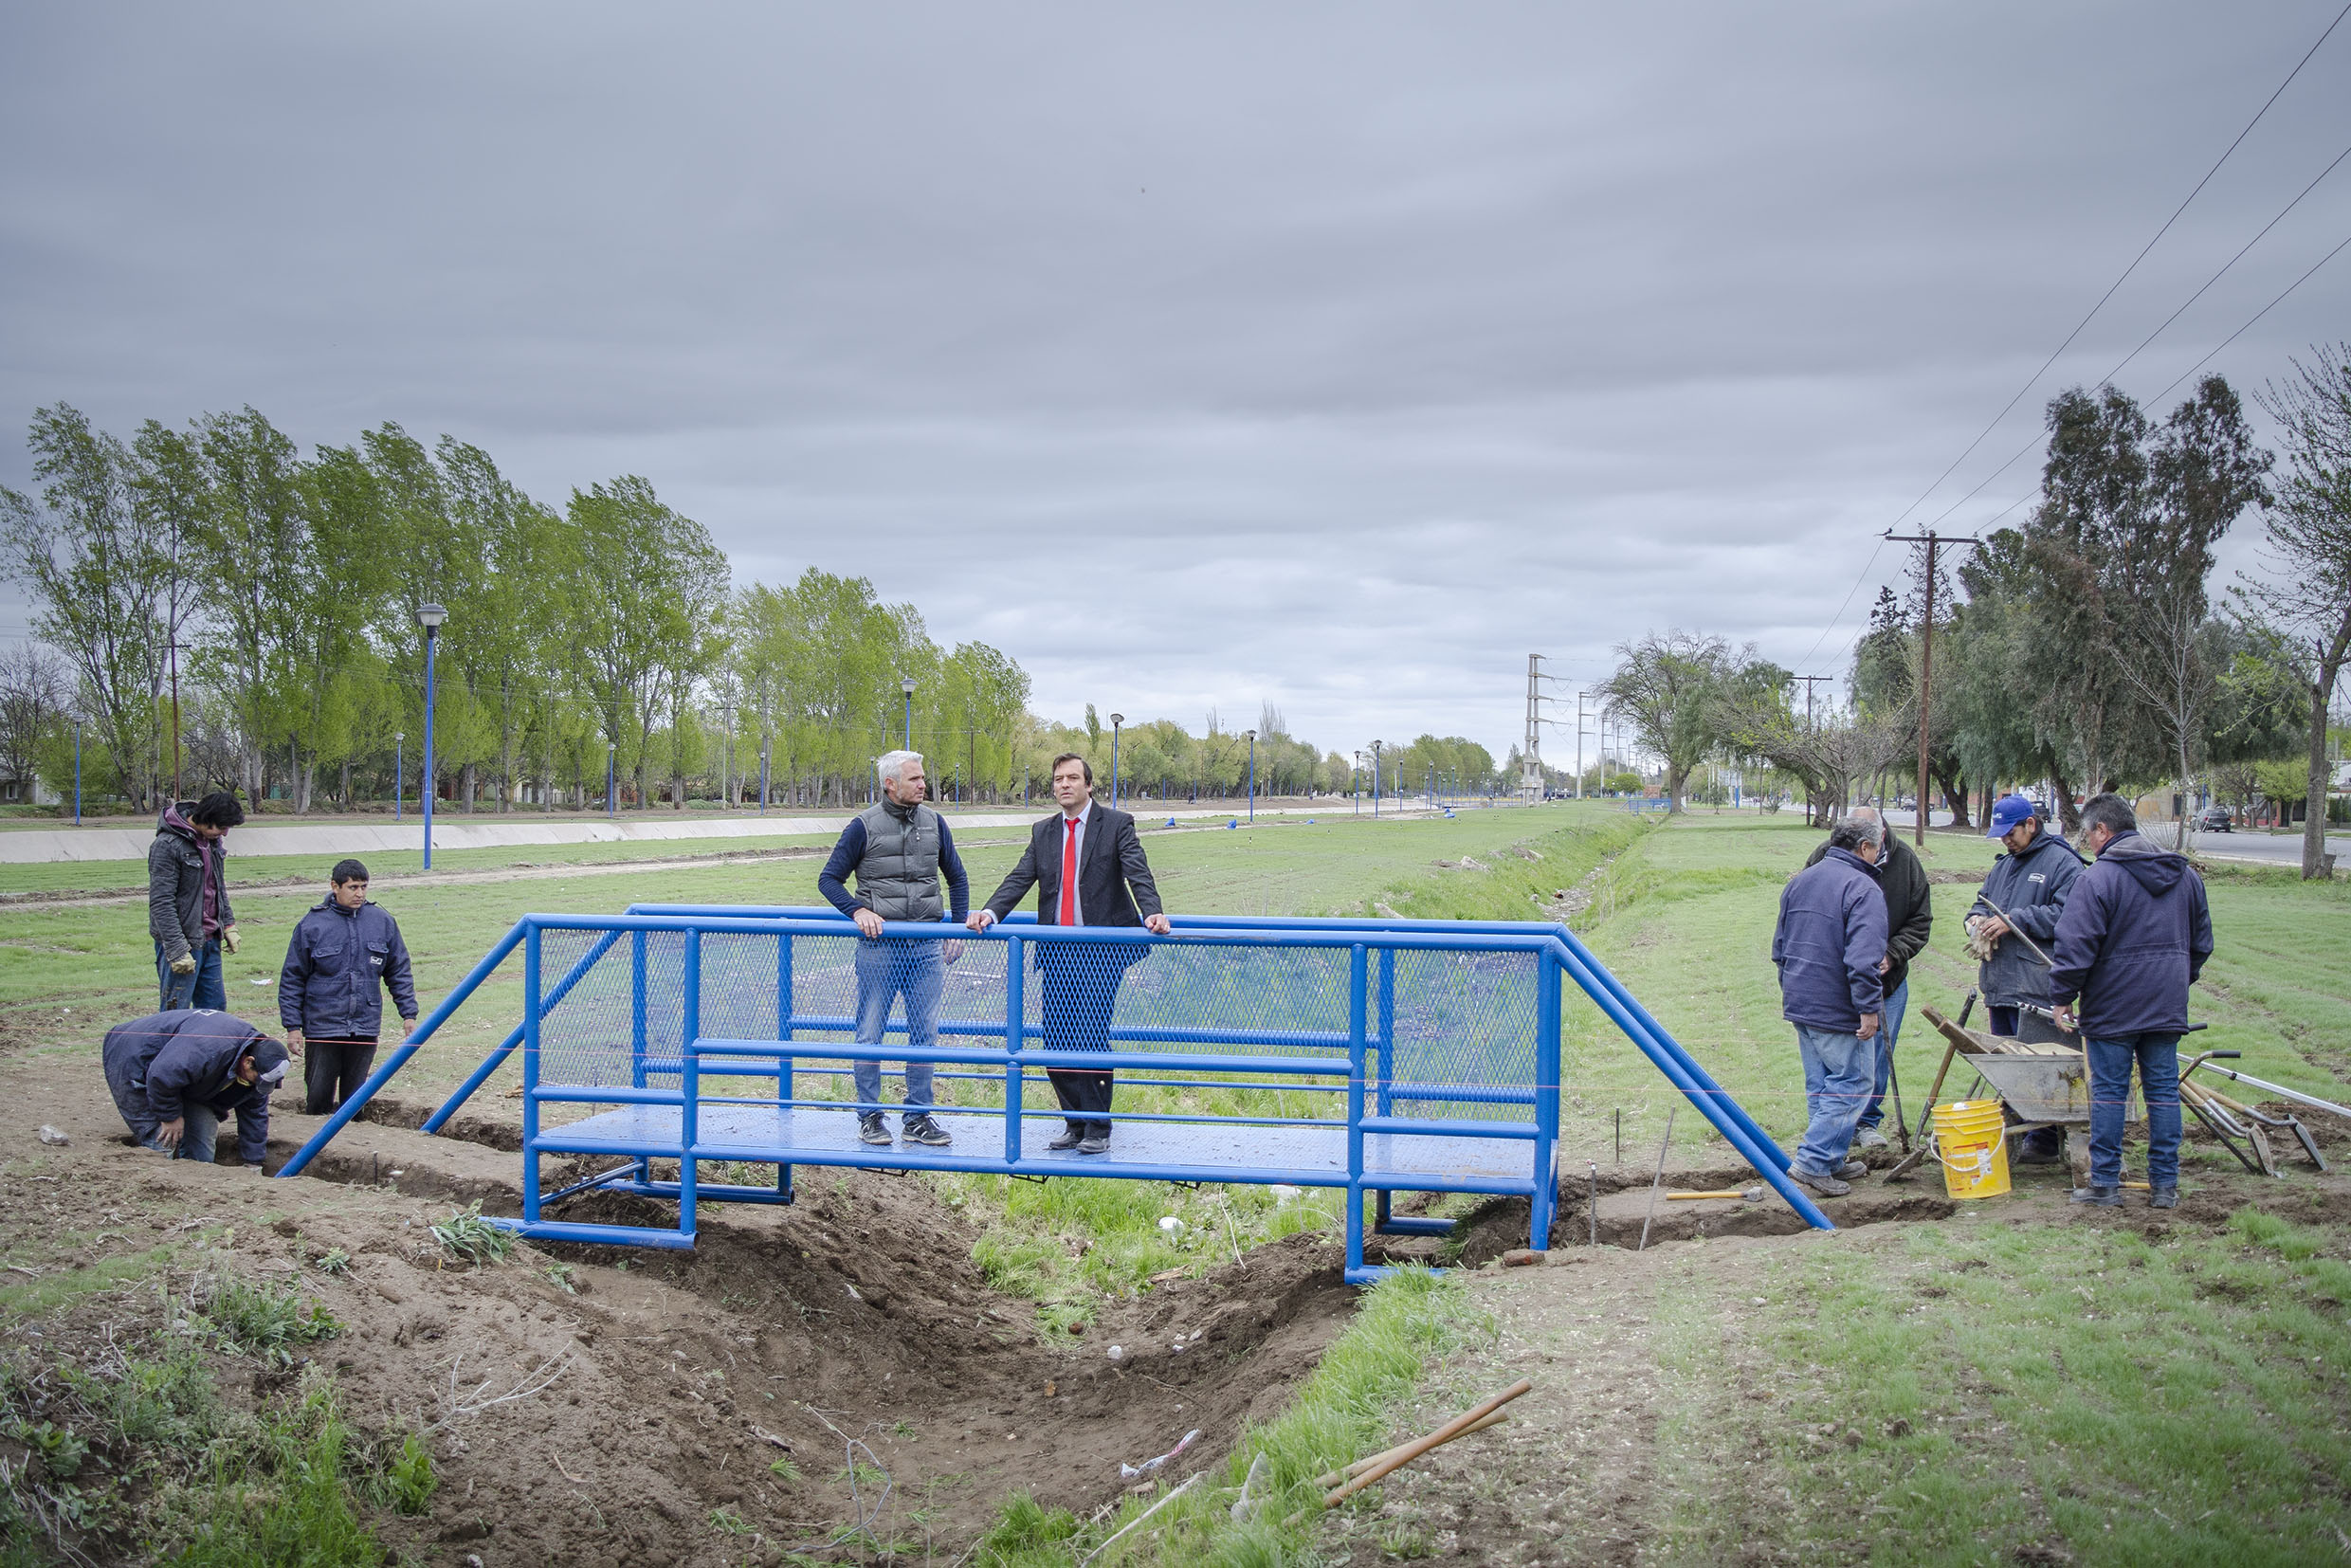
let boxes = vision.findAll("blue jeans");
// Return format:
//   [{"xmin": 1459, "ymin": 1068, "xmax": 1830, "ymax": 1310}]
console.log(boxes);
[
  {"xmin": 851, "ymin": 940, "xmax": 939, "ymax": 1115},
  {"xmin": 139, "ymin": 1102, "xmax": 222, "ymax": 1162},
  {"xmin": 2087, "ymin": 1032, "xmax": 2181, "ymax": 1189},
  {"xmin": 155, "ymin": 939, "xmax": 226, "ymax": 1012},
  {"xmin": 1794, "ymin": 1023, "xmax": 1876, "ymax": 1175},
  {"xmin": 1855, "ymin": 980, "xmax": 1908, "ymax": 1129}
]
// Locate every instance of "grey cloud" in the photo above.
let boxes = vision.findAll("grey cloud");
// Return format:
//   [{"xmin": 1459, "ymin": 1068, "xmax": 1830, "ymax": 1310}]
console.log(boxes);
[{"xmin": 4, "ymin": 3, "xmax": 2347, "ymax": 755}]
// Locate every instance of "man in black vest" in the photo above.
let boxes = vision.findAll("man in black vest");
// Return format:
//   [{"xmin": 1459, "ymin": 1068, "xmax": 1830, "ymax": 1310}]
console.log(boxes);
[
  {"xmin": 969, "ymin": 752, "xmax": 1170, "ymax": 1154},
  {"xmin": 817, "ymin": 750, "xmax": 969, "ymax": 1148}
]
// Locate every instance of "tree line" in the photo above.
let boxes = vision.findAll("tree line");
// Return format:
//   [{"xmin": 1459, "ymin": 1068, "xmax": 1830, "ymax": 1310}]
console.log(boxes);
[
  {"xmin": 0, "ymin": 402, "xmax": 1513, "ymax": 815},
  {"xmin": 1596, "ymin": 352, "xmax": 2351, "ymax": 880}
]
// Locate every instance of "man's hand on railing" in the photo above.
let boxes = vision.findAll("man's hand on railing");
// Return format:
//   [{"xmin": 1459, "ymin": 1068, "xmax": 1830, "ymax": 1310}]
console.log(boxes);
[
  {"xmin": 964, "ymin": 909, "xmax": 996, "ymax": 933},
  {"xmin": 852, "ymin": 907, "xmax": 884, "ymax": 939},
  {"xmin": 1144, "ymin": 913, "xmax": 1173, "ymax": 935}
]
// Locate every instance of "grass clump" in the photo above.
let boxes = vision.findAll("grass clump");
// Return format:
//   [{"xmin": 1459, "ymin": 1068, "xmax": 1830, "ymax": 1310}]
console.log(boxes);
[
  {"xmin": 170, "ymin": 1383, "xmax": 381, "ymax": 1568},
  {"xmin": 194, "ymin": 1278, "xmax": 340, "ymax": 1365},
  {"xmin": 430, "ymin": 1201, "xmax": 515, "ymax": 1266},
  {"xmin": 366, "ymin": 1429, "xmax": 437, "ymax": 1516}
]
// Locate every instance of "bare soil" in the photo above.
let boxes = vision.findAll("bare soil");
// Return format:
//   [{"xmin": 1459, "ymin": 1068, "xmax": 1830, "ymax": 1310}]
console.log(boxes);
[{"xmin": 1, "ymin": 1035, "xmax": 1358, "ymax": 1565}]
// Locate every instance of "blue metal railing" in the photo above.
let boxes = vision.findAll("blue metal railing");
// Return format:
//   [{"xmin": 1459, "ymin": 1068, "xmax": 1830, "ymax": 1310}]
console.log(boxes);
[{"xmin": 275, "ymin": 903, "xmax": 1829, "ymax": 1278}]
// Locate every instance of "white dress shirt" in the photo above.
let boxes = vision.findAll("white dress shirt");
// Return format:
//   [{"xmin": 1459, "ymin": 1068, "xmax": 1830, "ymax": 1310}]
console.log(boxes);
[{"xmin": 1057, "ymin": 802, "xmax": 1091, "ymax": 924}]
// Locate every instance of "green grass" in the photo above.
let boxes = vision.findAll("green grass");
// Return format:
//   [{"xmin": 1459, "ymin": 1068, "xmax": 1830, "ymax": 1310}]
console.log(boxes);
[
  {"xmin": 1652, "ymin": 1204, "xmax": 2351, "ymax": 1564},
  {"xmin": 972, "ymin": 1268, "xmax": 1484, "ymax": 1568},
  {"xmin": 169, "ymin": 1384, "xmax": 383, "ymax": 1568}
]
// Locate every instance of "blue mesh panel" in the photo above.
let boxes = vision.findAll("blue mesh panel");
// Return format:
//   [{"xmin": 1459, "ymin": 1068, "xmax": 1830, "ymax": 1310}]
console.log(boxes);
[{"xmin": 1379, "ymin": 948, "xmax": 1540, "ymax": 1121}]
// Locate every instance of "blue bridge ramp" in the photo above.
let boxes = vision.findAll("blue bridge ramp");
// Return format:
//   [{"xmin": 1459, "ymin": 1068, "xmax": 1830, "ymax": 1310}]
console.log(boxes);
[{"xmin": 277, "ymin": 904, "xmax": 1828, "ymax": 1284}]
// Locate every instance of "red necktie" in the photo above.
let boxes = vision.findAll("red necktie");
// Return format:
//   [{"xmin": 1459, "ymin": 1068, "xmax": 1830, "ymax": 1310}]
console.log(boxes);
[{"xmin": 1059, "ymin": 816, "xmax": 1080, "ymax": 926}]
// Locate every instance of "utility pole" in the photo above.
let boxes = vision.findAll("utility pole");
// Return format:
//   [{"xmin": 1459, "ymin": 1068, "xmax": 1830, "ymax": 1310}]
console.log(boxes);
[
  {"xmin": 1795, "ymin": 674, "xmax": 1832, "ymax": 731},
  {"xmin": 1576, "ymin": 691, "xmax": 1592, "ymax": 800},
  {"xmin": 1882, "ymin": 529, "xmax": 1980, "ymax": 847},
  {"xmin": 1522, "ymin": 654, "xmax": 1545, "ymax": 802},
  {"xmin": 168, "ymin": 635, "xmax": 183, "ymax": 802}
]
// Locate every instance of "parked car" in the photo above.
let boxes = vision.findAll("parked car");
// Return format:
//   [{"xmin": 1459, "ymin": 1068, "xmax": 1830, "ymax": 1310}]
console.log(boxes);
[{"xmin": 2193, "ymin": 805, "xmax": 2233, "ymax": 832}]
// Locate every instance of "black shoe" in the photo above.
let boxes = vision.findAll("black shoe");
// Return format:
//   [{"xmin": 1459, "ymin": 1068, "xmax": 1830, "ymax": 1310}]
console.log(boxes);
[
  {"xmin": 1077, "ymin": 1135, "xmax": 1110, "ymax": 1156},
  {"xmin": 857, "ymin": 1112, "xmax": 891, "ymax": 1146},
  {"xmin": 1836, "ymin": 1159, "xmax": 1868, "ymax": 1180},
  {"xmin": 2069, "ymin": 1185, "xmax": 2122, "ymax": 1207},
  {"xmin": 2149, "ymin": 1186, "xmax": 2178, "ymax": 1210},
  {"xmin": 1047, "ymin": 1126, "xmax": 1084, "ymax": 1151},
  {"xmin": 901, "ymin": 1113, "xmax": 952, "ymax": 1148}
]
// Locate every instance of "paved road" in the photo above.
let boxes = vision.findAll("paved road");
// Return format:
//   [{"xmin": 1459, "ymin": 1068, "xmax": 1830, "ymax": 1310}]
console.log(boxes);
[{"xmin": 2190, "ymin": 830, "xmax": 2350, "ymax": 867}]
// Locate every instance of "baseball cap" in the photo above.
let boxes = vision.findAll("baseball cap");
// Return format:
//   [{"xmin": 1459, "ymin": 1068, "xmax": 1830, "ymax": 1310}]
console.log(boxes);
[
  {"xmin": 1985, "ymin": 793, "xmax": 2037, "ymax": 838},
  {"xmin": 247, "ymin": 1037, "xmax": 290, "ymax": 1087}
]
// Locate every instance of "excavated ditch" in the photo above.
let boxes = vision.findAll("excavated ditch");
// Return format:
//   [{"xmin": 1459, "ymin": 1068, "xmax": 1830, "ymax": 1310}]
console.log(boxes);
[{"xmin": 264, "ymin": 1107, "xmax": 1361, "ymax": 1564}]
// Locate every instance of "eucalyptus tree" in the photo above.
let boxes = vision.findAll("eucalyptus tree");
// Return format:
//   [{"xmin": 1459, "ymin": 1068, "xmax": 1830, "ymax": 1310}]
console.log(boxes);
[{"xmin": 190, "ymin": 408, "xmax": 310, "ymax": 803}]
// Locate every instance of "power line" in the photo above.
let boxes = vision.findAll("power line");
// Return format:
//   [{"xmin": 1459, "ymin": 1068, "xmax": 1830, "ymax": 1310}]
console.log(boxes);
[{"xmin": 1882, "ymin": 0, "xmax": 2351, "ymax": 533}]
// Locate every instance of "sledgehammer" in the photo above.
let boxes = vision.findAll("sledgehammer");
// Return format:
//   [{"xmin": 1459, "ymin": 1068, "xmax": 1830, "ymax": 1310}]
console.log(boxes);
[{"xmin": 1667, "ymin": 1186, "xmax": 1767, "ymax": 1202}]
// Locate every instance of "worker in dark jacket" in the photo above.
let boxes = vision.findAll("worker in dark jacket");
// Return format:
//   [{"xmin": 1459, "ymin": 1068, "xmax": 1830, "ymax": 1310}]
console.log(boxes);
[
  {"xmin": 148, "ymin": 793, "xmax": 245, "ymax": 1011},
  {"xmin": 1773, "ymin": 813, "xmax": 1888, "ymax": 1197},
  {"xmin": 1967, "ymin": 793, "xmax": 2087, "ymax": 1162},
  {"xmin": 281, "ymin": 859, "xmax": 418, "ymax": 1114},
  {"xmin": 102, "ymin": 1010, "xmax": 288, "ymax": 1166},
  {"xmin": 815, "ymin": 750, "xmax": 969, "ymax": 1149},
  {"xmin": 1804, "ymin": 807, "xmax": 1928, "ymax": 1149},
  {"xmin": 1966, "ymin": 795, "xmax": 2087, "ymax": 1030},
  {"xmin": 2048, "ymin": 794, "xmax": 2214, "ymax": 1211}
]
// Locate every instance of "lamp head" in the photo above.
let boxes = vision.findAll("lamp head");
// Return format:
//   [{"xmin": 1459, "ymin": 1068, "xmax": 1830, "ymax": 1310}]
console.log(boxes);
[
  {"xmin": 415, "ymin": 603, "xmax": 447, "ymax": 630},
  {"xmin": 902, "ymin": 677, "xmax": 916, "ymax": 696},
  {"xmin": 1109, "ymin": 713, "xmax": 1123, "ymax": 726}
]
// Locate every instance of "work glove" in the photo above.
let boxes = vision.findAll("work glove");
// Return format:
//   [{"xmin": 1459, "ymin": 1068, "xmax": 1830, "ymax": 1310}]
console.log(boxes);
[
  {"xmin": 170, "ymin": 952, "xmax": 198, "ymax": 976},
  {"xmin": 222, "ymin": 924, "xmax": 242, "ymax": 955},
  {"xmin": 1963, "ymin": 923, "xmax": 1998, "ymax": 963}
]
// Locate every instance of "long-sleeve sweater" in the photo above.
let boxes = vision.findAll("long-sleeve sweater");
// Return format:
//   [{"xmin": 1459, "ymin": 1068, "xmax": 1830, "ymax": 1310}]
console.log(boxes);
[{"xmin": 816, "ymin": 814, "xmax": 970, "ymax": 921}]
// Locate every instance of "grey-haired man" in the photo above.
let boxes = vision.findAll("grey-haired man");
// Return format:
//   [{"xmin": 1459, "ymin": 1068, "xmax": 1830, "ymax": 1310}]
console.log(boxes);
[{"xmin": 816, "ymin": 750, "xmax": 969, "ymax": 1148}]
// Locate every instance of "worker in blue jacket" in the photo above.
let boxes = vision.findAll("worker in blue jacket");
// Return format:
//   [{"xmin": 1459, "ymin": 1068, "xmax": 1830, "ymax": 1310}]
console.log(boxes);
[
  {"xmin": 281, "ymin": 859, "xmax": 418, "ymax": 1114},
  {"xmin": 102, "ymin": 1010, "xmax": 288, "ymax": 1167},
  {"xmin": 2047, "ymin": 794, "xmax": 2214, "ymax": 1212},
  {"xmin": 1771, "ymin": 813, "xmax": 1888, "ymax": 1197},
  {"xmin": 1966, "ymin": 793, "xmax": 2087, "ymax": 1162}
]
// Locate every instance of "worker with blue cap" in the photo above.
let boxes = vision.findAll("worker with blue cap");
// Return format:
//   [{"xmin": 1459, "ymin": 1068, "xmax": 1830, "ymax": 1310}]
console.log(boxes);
[{"xmin": 1964, "ymin": 793, "xmax": 2086, "ymax": 1162}]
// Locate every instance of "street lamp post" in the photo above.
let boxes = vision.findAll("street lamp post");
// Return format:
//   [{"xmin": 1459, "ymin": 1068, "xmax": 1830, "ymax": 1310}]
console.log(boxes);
[
  {"xmin": 758, "ymin": 737, "xmax": 770, "ymax": 816},
  {"xmin": 606, "ymin": 744, "xmax": 616, "ymax": 819},
  {"xmin": 902, "ymin": 677, "xmax": 915, "ymax": 753},
  {"xmin": 416, "ymin": 604, "xmax": 445, "ymax": 868},
  {"xmin": 1109, "ymin": 714, "xmax": 1124, "ymax": 809},
  {"xmin": 394, "ymin": 733, "xmax": 404, "ymax": 821},
  {"xmin": 72, "ymin": 721, "xmax": 82, "ymax": 825},
  {"xmin": 1372, "ymin": 740, "xmax": 1382, "ymax": 817},
  {"xmin": 1244, "ymin": 729, "xmax": 1256, "ymax": 823},
  {"xmin": 1353, "ymin": 751, "xmax": 1361, "ymax": 816}
]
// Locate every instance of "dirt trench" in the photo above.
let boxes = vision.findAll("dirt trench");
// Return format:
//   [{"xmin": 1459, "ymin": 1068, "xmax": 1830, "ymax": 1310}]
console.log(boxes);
[{"xmin": 274, "ymin": 1109, "xmax": 1360, "ymax": 1564}]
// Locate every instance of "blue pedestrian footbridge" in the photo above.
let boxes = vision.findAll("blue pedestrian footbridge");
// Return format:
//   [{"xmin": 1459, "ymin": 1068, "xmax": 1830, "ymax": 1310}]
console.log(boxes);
[{"xmin": 277, "ymin": 905, "xmax": 1829, "ymax": 1283}]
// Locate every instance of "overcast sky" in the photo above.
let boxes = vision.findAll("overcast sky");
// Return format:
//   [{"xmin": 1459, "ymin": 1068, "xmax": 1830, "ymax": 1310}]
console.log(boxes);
[{"xmin": 4, "ymin": 4, "xmax": 2347, "ymax": 768}]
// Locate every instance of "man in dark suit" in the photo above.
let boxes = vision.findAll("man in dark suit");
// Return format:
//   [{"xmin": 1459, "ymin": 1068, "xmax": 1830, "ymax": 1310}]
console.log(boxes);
[{"xmin": 967, "ymin": 752, "xmax": 1171, "ymax": 1154}]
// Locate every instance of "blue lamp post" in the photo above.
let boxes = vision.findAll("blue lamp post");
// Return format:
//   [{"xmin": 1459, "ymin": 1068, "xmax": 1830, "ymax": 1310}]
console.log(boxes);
[
  {"xmin": 416, "ymin": 603, "xmax": 445, "ymax": 868},
  {"xmin": 901, "ymin": 676, "xmax": 915, "ymax": 753},
  {"xmin": 1353, "ymin": 751, "xmax": 1361, "ymax": 816},
  {"xmin": 606, "ymin": 743, "xmax": 616, "ymax": 819},
  {"xmin": 1371, "ymin": 740, "xmax": 1382, "ymax": 818},
  {"xmin": 1109, "ymin": 713, "xmax": 1123, "ymax": 809},
  {"xmin": 1245, "ymin": 728, "xmax": 1256, "ymax": 823},
  {"xmin": 393, "ymin": 732, "xmax": 403, "ymax": 822}
]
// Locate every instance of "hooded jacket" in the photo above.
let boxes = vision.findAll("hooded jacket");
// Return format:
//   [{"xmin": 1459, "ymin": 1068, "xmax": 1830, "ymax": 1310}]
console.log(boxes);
[
  {"xmin": 2046, "ymin": 830, "xmax": 2214, "ymax": 1037},
  {"xmin": 100, "ymin": 1010, "xmax": 284, "ymax": 1162},
  {"xmin": 1773, "ymin": 846, "xmax": 1888, "ymax": 1032},
  {"xmin": 148, "ymin": 804, "xmax": 234, "ymax": 963},
  {"xmin": 280, "ymin": 897, "xmax": 418, "ymax": 1038},
  {"xmin": 1803, "ymin": 831, "xmax": 1931, "ymax": 992},
  {"xmin": 1966, "ymin": 828, "xmax": 2087, "ymax": 1007}
]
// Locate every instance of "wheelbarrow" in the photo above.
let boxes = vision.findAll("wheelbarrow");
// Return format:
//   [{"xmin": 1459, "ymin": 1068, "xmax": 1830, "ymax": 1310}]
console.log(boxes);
[{"xmin": 1889, "ymin": 1000, "xmax": 2139, "ymax": 1183}]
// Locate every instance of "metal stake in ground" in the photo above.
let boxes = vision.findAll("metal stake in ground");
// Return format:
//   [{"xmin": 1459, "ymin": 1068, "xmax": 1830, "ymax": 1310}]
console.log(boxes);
[
  {"xmin": 1638, "ymin": 1105, "xmax": 1677, "ymax": 1251},
  {"xmin": 1588, "ymin": 1161, "xmax": 1599, "ymax": 1247}
]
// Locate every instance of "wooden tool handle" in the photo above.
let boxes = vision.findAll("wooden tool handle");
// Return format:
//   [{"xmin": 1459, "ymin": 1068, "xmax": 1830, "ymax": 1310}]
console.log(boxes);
[{"xmin": 1321, "ymin": 1379, "xmax": 1532, "ymax": 1507}]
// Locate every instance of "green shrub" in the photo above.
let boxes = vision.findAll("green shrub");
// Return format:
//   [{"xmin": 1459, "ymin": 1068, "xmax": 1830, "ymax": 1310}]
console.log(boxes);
[
  {"xmin": 373, "ymin": 1429, "xmax": 437, "ymax": 1515},
  {"xmin": 170, "ymin": 1390, "xmax": 380, "ymax": 1568}
]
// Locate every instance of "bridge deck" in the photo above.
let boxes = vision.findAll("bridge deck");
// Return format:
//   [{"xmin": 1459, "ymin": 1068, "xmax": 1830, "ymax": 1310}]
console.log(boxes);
[{"xmin": 538, "ymin": 1103, "xmax": 1537, "ymax": 1189}]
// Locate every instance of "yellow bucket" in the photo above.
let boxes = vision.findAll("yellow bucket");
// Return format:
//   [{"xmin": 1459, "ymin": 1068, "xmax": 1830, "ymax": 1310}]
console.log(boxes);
[{"xmin": 1930, "ymin": 1100, "xmax": 2012, "ymax": 1201}]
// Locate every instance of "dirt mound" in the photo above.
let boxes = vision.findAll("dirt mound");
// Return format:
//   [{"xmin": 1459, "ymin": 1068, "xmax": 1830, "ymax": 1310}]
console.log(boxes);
[{"xmin": 8, "ymin": 1064, "xmax": 1362, "ymax": 1564}]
